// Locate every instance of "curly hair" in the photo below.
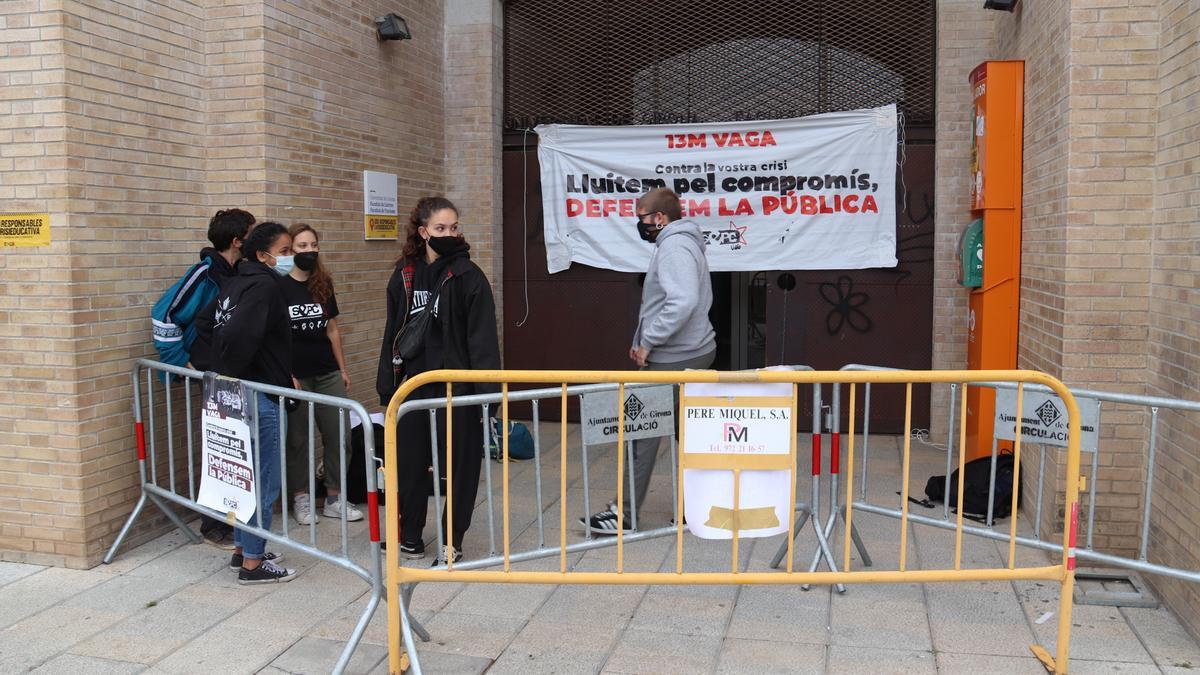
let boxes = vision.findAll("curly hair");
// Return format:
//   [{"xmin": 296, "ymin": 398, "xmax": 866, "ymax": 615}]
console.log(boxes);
[
  {"xmin": 207, "ymin": 208, "xmax": 255, "ymax": 251},
  {"xmin": 399, "ymin": 196, "xmax": 459, "ymax": 263},
  {"xmin": 241, "ymin": 221, "xmax": 288, "ymax": 263},
  {"xmin": 288, "ymin": 223, "xmax": 334, "ymax": 305}
]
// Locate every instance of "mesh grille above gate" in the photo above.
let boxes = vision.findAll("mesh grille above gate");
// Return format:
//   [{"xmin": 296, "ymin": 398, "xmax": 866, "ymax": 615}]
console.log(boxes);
[{"xmin": 503, "ymin": 0, "xmax": 937, "ymax": 130}]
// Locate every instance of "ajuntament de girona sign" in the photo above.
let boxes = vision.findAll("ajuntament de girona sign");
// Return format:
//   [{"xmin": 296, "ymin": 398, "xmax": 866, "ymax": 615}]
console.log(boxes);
[{"xmin": 536, "ymin": 104, "xmax": 899, "ymax": 274}]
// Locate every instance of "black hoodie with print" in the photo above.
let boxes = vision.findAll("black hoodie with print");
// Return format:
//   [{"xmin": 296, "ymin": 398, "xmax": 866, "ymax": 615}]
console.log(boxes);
[
  {"xmin": 212, "ymin": 260, "xmax": 293, "ymax": 388},
  {"xmin": 375, "ymin": 240, "xmax": 501, "ymax": 406}
]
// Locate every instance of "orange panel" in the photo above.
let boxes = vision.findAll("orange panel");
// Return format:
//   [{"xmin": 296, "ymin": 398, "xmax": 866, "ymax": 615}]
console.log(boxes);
[{"xmin": 965, "ymin": 61, "xmax": 1024, "ymax": 461}]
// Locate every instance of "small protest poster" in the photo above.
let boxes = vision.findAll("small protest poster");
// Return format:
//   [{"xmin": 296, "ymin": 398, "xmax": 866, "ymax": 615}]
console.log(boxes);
[{"xmin": 197, "ymin": 373, "xmax": 257, "ymax": 523}]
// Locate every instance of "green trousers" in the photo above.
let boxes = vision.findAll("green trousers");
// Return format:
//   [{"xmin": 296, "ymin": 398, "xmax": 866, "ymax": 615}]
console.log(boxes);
[{"xmin": 285, "ymin": 370, "xmax": 352, "ymax": 496}]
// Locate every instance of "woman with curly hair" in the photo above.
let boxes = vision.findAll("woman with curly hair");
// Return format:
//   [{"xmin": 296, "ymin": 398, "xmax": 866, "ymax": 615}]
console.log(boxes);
[
  {"xmin": 376, "ymin": 197, "xmax": 501, "ymax": 564},
  {"xmin": 212, "ymin": 221, "xmax": 298, "ymax": 584}
]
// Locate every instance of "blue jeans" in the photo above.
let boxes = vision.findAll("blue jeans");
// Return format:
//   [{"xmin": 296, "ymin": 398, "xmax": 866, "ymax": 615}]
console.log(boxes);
[{"xmin": 234, "ymin": 392, "xmax": 282, "ymax": 560}]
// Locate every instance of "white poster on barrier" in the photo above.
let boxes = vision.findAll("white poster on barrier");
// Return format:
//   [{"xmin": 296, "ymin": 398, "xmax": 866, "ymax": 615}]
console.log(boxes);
[
  {"xmin": 536, "ymin": 105, "xmax": 898, "ymax": 274},
  {"xmin": 197, "ymin": 374, "xmax": 258, "ymax": 523},
  {"xmin": 681, "ymin": 381, "xmax": 793, "ymax": 540}
]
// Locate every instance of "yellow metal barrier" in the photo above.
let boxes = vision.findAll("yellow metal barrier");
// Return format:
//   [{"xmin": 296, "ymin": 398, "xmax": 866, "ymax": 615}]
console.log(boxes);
[{"xmin": 384, "ymin": 369, "xmax": 1082, "ymax": 674}]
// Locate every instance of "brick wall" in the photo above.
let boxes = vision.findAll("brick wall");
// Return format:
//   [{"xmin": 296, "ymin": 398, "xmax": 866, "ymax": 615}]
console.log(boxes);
[
  {"xmin": 991, "ymin": 0, "xmax": 1161, "ymax": 557},
  {"xmin": 1062, "ymin": 0, "xmax": 1160, "ymax": 557},
  {"xmin": 985, "ymin": 0, "xmax": 1200, "ymax": 635},
  {"xmin": 257, "ymin": 0, "xmax": 446, "ymax": 406},
  {"xmin": 0, "ymin": 0, "xmax": 447, "ymax": 568},
  {"xmin": 443, "ymin": 0, "xmax": 504, "ymax": 330},
  {"xmin": 60, "ymin": 0, "xmax": 226, "ymax": 568},
  {"xmin": 995, "ymin": 0, "xmax": 1072, "ymax": 381},
  {"xmin": 986, "ymin": 0, "xmax": 1072, "ymax": 552},
  {"xmin": 0, "ymin": 0, "xmax": 74, "ymax": 566},
  {"xmin": 1145, "ymin": 0, "xmax": 1200, "ymax": 639},
  {"xmin": 206, "ymin": 1, "xmax": 270, "ymax": 222}
]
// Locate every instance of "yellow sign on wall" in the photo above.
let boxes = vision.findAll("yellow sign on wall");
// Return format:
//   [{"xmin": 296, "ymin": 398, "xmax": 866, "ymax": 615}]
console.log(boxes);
[
  {"xmin": 365, "ymin": 214, "xmax": 399, "ymax": 239},
  {"xmin": 0, "ymin": 213, "xmax": 50, "ymax": 247}
]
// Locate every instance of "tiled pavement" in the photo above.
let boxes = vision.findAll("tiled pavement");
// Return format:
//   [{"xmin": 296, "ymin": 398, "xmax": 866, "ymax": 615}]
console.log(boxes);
[{"xmin": 3, "ymin": 430, "xmax": 1198, "ymax": 674}]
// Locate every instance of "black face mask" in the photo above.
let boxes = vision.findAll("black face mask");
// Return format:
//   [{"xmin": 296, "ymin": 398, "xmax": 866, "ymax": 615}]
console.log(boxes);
[
  {"xmin": 635, "ymin": 216, "xmax": 658, "ymax": 242},
  {"xmin": 427, "ymin": 235, "xmax": 461, "ymax": 256},
  {"xmin": 294, "ymin": 251, "xmax": 319, "ymax": 272}
]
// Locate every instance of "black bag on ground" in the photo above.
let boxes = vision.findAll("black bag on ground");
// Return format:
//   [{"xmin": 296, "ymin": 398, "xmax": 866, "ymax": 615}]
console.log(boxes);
[
  {"xmin": 347, "ymin": 420, "xmax": 386, "ymax": 505},
  {"xmin": 924, "ymin": 453, "xmax": 1019, "ymax": 519}
]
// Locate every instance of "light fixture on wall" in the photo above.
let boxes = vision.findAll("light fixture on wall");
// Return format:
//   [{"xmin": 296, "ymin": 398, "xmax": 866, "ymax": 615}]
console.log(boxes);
[
  {"xmin": 375, "ymin": 13, "xmax": 411, "ymax": 41},
  {"xmin": 983, "ymin": 0, "xmax": 1017, "ymax": 10}
]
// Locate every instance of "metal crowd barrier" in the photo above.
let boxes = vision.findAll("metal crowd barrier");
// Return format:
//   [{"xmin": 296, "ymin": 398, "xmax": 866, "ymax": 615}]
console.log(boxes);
[
  {"xmin": 841, "ymin": 363, "xmax": 1200, "ymax": 588},
  {"xmin": 387, "ymin": 366, "xmax": 816, "ymax": 669},
  {"xmin": 383, "ymin": 368, "xmax": 1084, "ymax": 675},
  {"xmin": 103, "ymin": 359, "xmax": 385, "ymax": 675},
  {"xmin": 384, "ymin": 378, "xmax": 701, "ymax": 674}
]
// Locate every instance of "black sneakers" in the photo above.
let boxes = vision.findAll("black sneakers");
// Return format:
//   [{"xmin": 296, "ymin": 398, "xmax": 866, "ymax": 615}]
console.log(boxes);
[
  {"xmin": 201, "ymin": 524, "xmax": 236, "ymax": 550},
  {"xmin": 399, "ymin": 540, "xmax": 425, "ymax": 560},
  {"xmin": 237, "ymin": 559, "xmax": 298, "ymax": 585},
  {"xmin": 581, "ymin": 503, "xmax": 632, "ymax": 535},
  {"xmin": 229, "ymin": 551, "xmax": 284, "ymax": 570}
]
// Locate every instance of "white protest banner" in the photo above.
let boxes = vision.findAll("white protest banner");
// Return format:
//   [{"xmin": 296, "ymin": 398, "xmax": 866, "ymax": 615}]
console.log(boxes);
[
  {"xmin": 536, "ymin": 105, "xmax": 898, "ymax": 273},
  {"xmin": 197, "ymin": 374, "xmax": 258, "ymax": 523}
]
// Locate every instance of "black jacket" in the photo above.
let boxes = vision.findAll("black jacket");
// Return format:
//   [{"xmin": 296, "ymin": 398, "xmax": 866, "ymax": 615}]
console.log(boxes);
[
  {"xmin": 190, "ymin": 248, "xmax": 238, "ymax": 371},
  {"xmin": 375, "ymin": 252, "xmax": 501, "ymax": 406},
  {"xmin": 212, "ymin": 260, "xmax": 293, "ymax": 388}
]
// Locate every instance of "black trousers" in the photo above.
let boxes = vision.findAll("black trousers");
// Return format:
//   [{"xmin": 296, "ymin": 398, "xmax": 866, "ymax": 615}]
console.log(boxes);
[{"xmin": 395, "ymin": 404, "xmax": 484, "ymax": 549}]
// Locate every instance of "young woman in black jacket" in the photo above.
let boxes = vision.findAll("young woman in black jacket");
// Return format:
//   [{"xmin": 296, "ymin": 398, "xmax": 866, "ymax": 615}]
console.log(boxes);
[
  {"xmin": 376, "ymin": 196, "xmax": 501, "ymax": 563},
  {"xmin": 212, "ymin": 221, "xmax": 298, "ymax": 584}
]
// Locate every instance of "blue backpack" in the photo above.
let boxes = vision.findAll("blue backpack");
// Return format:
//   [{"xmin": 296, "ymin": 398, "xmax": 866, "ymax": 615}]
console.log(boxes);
[
  {"xmin": 488, "ymin": 419, "xmax": 535, "ymax": 462},
  {"xmin": 151, "ymin": 259, "xmax": 218, "ymax": 369}
]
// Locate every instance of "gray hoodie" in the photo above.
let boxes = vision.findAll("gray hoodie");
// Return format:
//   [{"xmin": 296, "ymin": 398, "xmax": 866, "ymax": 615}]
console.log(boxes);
[{"xmin": 632, "ymin": 219, "xmax": 716, "ymax": 363}]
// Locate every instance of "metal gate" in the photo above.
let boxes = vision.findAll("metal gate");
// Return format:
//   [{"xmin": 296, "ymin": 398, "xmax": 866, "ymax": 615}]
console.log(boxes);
[{"xmin": 500, "ymin": 0, "xmax": 938, "ymax": 431}]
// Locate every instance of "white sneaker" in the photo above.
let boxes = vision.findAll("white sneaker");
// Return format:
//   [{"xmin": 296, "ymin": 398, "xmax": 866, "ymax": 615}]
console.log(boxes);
[
  {"xmin": 323, "ymin": 495, "xmax": 364, "ymax": 522},
  {"xmin": 294, "ymin": 493, "xmax": 318, "ymax": 525}
]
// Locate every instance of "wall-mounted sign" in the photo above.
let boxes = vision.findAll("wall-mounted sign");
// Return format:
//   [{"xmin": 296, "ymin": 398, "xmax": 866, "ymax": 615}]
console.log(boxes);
[
  {"xmin": 0, "ymin": 213, "xmax": 50, "ymax": 247},
  {"xmin": 363, "ymin": 171, "xmax": 398, "ymax": 240}
]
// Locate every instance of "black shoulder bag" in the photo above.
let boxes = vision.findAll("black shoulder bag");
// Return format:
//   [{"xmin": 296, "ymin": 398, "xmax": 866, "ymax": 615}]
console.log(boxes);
[{"xmin": 392, "ymin": 272, "xmax": 450, "ymax": 367}]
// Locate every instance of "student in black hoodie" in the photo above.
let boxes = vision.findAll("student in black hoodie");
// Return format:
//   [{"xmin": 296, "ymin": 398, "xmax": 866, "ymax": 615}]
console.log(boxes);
[
  {"xmin": 151, "ymin": 208, "xmax": 255, "ymax": 549},
  {"xmin": 212, "ymin": 221, "xmax": 299, "ymax": 584},
  {"xmin": 376, "ymin": 196, "xmax": 501, "ymax": 564}
]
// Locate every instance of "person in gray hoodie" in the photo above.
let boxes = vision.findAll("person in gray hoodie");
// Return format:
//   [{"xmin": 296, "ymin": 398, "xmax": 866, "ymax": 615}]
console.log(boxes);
[{"xmin": 585, "ymin": 188, "xmax": 716, "ymax": 534}]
